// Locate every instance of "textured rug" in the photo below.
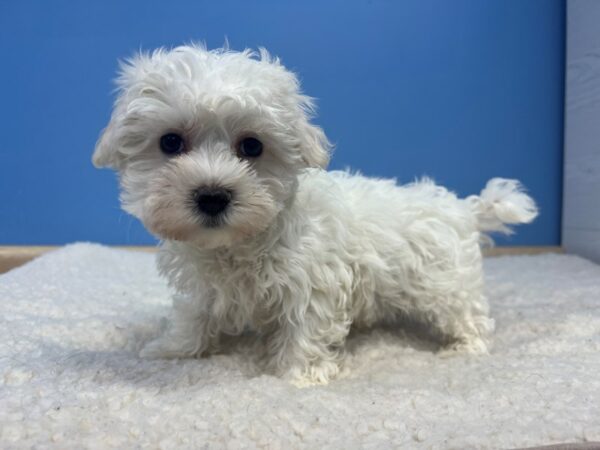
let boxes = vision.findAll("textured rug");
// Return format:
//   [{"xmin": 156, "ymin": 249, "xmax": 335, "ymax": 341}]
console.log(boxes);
[{"xmin": 1, "ymin": 243, "xmax": 599, "ymax": 449}]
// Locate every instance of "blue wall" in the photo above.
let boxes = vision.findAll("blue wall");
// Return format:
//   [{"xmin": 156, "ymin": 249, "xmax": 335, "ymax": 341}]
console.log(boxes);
[{"xmin": 0, "ymin": 0, "xmax": 565, "ymax": 245}]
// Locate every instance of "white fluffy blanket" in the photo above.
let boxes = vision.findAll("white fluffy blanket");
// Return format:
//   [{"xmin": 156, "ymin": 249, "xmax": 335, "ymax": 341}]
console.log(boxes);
[{"xmin": 1, "ymin": 243, "xmax": 599, "ymax": 449}]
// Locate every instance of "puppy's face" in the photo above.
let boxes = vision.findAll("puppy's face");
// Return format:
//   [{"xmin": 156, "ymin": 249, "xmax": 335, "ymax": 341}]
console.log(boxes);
[{"xmin": 93, "ymin": 46, "xmax": 330, "ymax": 249}]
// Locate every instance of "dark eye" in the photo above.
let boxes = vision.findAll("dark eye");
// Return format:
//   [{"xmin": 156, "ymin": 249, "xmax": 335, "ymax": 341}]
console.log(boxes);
[
  {"xmin": 238, "ymin": 137, "xmax": 263, "ymax": 158},
  {"xmin": 159, "ymin": 133, "xmax": 185, "ymax": 156}
]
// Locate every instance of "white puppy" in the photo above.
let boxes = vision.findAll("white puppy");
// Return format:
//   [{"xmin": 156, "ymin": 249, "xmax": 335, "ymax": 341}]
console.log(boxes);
[{"xmin": 93, "ymin": 45, "xmax": 537, "ymax": 385}]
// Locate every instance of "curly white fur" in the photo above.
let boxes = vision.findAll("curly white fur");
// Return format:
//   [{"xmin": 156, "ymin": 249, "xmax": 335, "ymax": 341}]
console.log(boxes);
[{"xmin": 93, "ymin": 44, "xmax": 537, "ymax": 385}]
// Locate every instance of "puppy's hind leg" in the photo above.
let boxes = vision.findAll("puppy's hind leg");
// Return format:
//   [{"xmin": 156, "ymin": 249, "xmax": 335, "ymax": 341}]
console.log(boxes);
[
  {"xmin": 386, "ymin": 236, "xmax": 494, "ymax": 354},
  {"xmin": 439, "ymin": 294, "xmax": 494, "ymax": 355},
  {"xmin": 412, "ymin": 291, "xmax": 494, "ymax": 356},
  {"xmin": 383, "ymin": 283, "xmax": 493, "ymax": 355}
]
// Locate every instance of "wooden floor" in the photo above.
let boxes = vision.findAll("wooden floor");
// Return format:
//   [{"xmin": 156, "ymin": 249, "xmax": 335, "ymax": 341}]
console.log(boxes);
[{"xmin": 0, "ymin": 245, "xmax": 563, "ymax": 275}]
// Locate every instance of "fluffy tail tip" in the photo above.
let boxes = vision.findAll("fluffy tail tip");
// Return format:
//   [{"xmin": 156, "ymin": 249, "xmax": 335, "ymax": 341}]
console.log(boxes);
[{"xmin": 471, "ymin": 178, "xmax": 538, "ymax": 235}]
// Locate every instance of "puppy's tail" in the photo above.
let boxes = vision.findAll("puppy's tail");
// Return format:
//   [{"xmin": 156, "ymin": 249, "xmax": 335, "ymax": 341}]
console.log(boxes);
[{"xmin": 467, "ymin": 178, "xmax": 538, "ymax": 240}]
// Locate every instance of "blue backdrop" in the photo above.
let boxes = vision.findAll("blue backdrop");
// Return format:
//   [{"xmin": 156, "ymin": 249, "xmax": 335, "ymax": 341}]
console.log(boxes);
[{"xmin": 0, "ymin": 0, "xmax": 565, "ymax": 246}]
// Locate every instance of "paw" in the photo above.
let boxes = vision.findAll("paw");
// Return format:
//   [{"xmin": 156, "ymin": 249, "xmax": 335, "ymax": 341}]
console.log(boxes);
[
  {"xmin": 283, "ymin": 360, "xmax": 341, "ymax": 387},
  {"xmin": 438, "ymin": 335, "xmax": 489, "ymax": 358},
  {"xmin": 139, "ymin": 336, "xmax": 197, "ymax": 360},
  {"xmin": 139, "ymin": 337, "xmax": 177, "ymax": 359}
]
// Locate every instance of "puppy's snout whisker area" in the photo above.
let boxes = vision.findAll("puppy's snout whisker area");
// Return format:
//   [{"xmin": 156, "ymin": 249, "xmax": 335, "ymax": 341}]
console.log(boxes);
[{"xmin": 192, "ymin": 188, "xmax": 233, "ymax": 217}]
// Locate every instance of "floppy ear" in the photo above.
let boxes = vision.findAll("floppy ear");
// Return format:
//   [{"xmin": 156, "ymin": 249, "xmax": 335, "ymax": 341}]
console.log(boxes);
[
  {"xmin": 92, "ymin": 51, "xmax": 151, "ymax": 169},
  {"xmin": 298, "ymin": 121, "xmax": 332, "ymax": 169},
  {"xmin": 292, "ymin": 91, "xmax": 332, "ymax": 169},
  {"xmin": 92, "ymin": 119, "xmax": 121, "ymax": 169}
]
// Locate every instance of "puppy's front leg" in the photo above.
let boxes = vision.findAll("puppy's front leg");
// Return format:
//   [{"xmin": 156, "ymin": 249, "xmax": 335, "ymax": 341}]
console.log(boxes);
[
  {"xmin": 140, "ymin": 292, "xmax": 216, "ymax": 359},
  {"xmin": 267, "ymin": 293, "xmax": 351, "ymax": 386}
]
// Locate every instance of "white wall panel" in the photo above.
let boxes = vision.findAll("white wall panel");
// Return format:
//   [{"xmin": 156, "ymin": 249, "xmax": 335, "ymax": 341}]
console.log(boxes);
[{"xmin": 563, "ymin": 0, "xmax": 600, "ymax": 262}]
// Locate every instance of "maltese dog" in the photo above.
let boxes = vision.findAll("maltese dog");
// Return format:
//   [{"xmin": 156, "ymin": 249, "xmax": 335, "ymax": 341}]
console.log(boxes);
[{"xmin": 93, "ymin": 45, "xmax": 537, "ymax": 385}]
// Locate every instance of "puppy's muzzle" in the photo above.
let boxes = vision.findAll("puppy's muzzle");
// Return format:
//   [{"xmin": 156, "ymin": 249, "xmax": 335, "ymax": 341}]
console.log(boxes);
[{"xmin": 192, "ymin": 187, "xmax": 232, "ymax": 217}]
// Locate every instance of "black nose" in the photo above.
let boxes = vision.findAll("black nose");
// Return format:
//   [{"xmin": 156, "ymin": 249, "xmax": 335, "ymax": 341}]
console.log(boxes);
[{"xmin": 193, "ymin": 188, "xmax": 232, "ymax": 217}]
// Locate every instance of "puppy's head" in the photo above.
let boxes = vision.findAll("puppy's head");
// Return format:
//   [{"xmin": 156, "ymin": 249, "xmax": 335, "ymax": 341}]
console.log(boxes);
[{"xmin": 94, "ymin": 45, "xmax": 331, "ymax": 248}]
